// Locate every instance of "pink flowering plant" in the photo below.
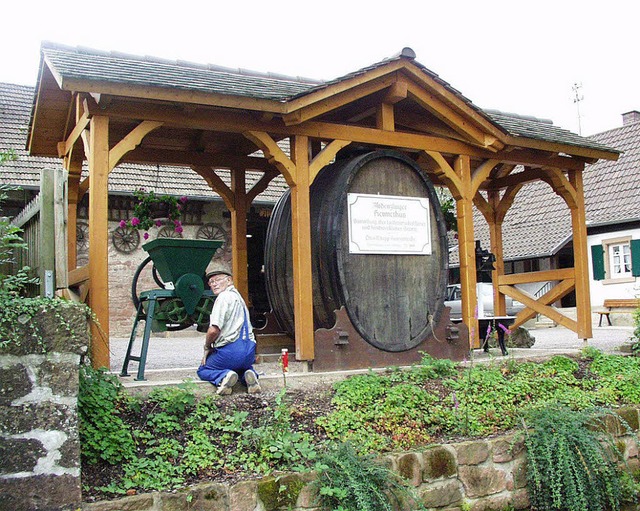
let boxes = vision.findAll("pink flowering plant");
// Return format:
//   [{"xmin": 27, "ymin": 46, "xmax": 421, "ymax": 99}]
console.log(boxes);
[{"xmin": 120, "ymin": 189, "xmax": 188, "ymax": 239}]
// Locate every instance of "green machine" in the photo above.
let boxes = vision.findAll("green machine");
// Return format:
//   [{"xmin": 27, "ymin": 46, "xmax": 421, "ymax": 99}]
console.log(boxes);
[{"xmin": 120, "ymin": 238, "xmax": 223, "ymax": 380}]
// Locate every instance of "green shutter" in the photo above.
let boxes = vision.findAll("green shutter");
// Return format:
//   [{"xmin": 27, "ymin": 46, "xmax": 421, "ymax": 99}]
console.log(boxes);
[
  {"xmin": 631, "ymin": 239, "xmax": 640, "ymax": 277},
  {"xmin": 591, "ymin": 244, "xmax": 605, "ymax": 280}
]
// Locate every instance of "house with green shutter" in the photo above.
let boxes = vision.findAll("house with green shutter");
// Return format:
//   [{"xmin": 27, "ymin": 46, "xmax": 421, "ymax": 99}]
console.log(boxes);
[
  {"xmin": 448, "ymin": 110, "xmax": 639, "ymax": 319},
  {"xmin": 587, "ymin": 111, "xmax": 640, "ymax": 306}
]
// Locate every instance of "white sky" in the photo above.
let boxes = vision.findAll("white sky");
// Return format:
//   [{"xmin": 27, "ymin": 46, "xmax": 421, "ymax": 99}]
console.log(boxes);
[{"xmin": 2, "ymin": 0, "xmax": 638, "ymax": 136}]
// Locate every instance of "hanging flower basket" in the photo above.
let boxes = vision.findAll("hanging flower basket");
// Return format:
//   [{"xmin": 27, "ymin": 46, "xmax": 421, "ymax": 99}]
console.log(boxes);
[{"xmin": 121, "ymin": 188, "xmax": 188, "ymax": 240}]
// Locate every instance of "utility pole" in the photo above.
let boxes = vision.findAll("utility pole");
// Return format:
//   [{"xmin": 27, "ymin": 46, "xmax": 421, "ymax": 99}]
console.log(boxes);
[{"xmin": 572, "ymin": 82, "xmax": 584, "ymax": 135}]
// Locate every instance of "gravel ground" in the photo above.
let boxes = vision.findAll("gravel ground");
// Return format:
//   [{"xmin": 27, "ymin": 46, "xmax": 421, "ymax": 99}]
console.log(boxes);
[{"xmin": 108, "ymin": 323, "xmax": 636, "ymax": 393}]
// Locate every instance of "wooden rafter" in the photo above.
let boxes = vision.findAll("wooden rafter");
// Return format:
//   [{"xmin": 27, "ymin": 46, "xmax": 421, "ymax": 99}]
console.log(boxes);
[
  {"xmin": 539, "ymin": 168, "xmax": 577, "ymax": 209},
  {"xmin": 406, "ymin": 81, "xmax": 503, "ymax": 151},
  {"xmin": 243, "ymin": 131, "xmax": 296, "ymax": 186},
  {"xmin": 83, "ymin": 99, "xmax": 616, "ymax": 165},
  {"xmin": 191, "ymin": 166, "xmax": 235, "ymax": 209},
  {"xmin": 108, "ymin": 121, "xmax": 164, "ymax": 170},
  {"xmin": 283, "ymin": 73, "xmax": 397, "ymax": 126},
  {"xmin": 309, "ymin": 140, "xmax": 351, "ymax": 183},
  {"xmin": 421, "ymin": 150, "xmax": 464, "ymax": 199}
]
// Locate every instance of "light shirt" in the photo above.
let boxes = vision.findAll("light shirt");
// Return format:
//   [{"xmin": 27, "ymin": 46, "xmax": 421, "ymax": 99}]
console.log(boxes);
[{"xmin": 209, "ymin": 285, "xmax": 255, "ymax": 348}]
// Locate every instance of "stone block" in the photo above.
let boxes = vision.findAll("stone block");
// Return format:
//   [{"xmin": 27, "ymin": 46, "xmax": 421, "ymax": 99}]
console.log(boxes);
[
  {"xmin": 491, "ymin": 434, "xmax": 524, "ymax": 463},
  {"xmin": 38, "ymin": 360, "xmax": 80, "ymax": 396},
  {"xmin": 454, "ymin": 440, "xmax": 489, "ymax": 465},
  {"xmin": 0, "ymin": 364, "xmax": 32, "ymax": 405},
  {"xmin": 0, "ymin": 437, "xmax": 45, "ymax": 474},
  {"xmin": 511, "ymin": 458, "xmax": 528, "ymax": 489},
  {"xmin": 397, "ymin": 451, "xmax": 423, "ymax": 487},
  {"xmin": 617, "ymin": 407, "xmax": 640, "ymax": 431},
  {"xmin": 0, "ymin": 402, "xmax": 75, "ymax": 435},
  {"xmin": 229, "ymin": 480, "xmax": 258, "ymax": 511},
  {"xmin": 257, "ymin": 474, "xmax": 304, "ymax": 511},
  {"xmin": 419, "ymin": 479, "xmax": 463, "ymax": 508},
  {"xmin": 458, "ymin": 466, "xmax": 507, "ymax": 498},
  {"xmin": 295, "ymin": 472, "xmax": 318, "ymax": 509},
  {"xmin": 82, "ymin": 493, "xmax": 155, "ymax": 510},
  {"xmin": 184, "ymin": 482, "xmax": 228, "ymax": 510},
  {"xmin": 58, "ymin": 436, "xmax": 81, "ymax": 469},
  {"xmin": 512, "ymin": 488, "xmax": 531, "ymax": 509},
  {"xmin": 0, "ymin": 306, "xmax": 89, "ymax": 357},
  {"xmin": 470, "ymin": 494, "xmax": 512, "ymax": 511},
  {"xmin": 0, "ymin": 473, "xmax": 81, "ymax": 511},
  {"xmin": 423, "ymin": 445, "xmax": 457, "ymax": 480}
]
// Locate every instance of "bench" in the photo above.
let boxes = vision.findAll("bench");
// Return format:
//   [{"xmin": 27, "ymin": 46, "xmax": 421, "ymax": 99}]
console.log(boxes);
[{"xmin": 596, "ymin": 299, "xmax": 639, "ymax": 327}]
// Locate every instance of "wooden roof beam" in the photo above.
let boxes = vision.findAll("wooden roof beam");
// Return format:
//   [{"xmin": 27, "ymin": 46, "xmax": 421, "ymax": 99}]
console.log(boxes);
[
  {"xmin": 122, "ymin": 147, "xmax": 275, "ymax": 170},
  {"xmin": 85, "ymin": 99, "xmax": 599, "ymax": 165},
  {"xmin": 406, "ymin": 81, "xmax": 504, "ymax": 152},
  {"xmin": 283, "ymin": 73, "xmax": 398, "ymax": 126}
]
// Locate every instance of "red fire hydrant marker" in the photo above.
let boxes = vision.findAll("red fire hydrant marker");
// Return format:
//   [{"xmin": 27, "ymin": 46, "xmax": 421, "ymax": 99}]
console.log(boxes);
[{"xmin": 280, "ymin": 348, "xmax": 289, "ymax": 387}]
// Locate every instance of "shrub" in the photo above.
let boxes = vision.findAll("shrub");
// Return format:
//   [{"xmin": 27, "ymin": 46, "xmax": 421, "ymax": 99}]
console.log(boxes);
[
  {"xmin": 78, "ymin": 366, "xmax": 136, "ymax": 465},
  {"xmin": 312, "ymin": 442, "xmax": 423, "ymax": 511},
  {"xmin": 521, "ymin": 405, "xmax": 629, "ymax": 511}
]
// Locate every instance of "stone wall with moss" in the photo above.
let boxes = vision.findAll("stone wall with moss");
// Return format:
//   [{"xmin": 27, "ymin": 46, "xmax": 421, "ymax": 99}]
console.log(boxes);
[
  {"xmin": 80, "ymin": 408, "xmax": 640, "ymax": 511},
  {"xmin": 0, "ymin": 305, "xmax": 89, "ymax": 511}
]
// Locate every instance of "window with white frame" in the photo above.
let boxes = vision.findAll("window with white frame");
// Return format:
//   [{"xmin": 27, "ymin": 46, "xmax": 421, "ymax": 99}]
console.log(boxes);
[
  {"xmin": 608, "ymin": 242, "xmax": 632, "ymax": 277},
  {"xmin": 591, "ymin": 236, "xmax": 640, "ymax": 281}
]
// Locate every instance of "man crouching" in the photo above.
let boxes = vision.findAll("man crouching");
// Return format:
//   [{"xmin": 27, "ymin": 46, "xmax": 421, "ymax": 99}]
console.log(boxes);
[{"xmin": 197, "ymin": 269, "xmax": 261, "ymax": 395}]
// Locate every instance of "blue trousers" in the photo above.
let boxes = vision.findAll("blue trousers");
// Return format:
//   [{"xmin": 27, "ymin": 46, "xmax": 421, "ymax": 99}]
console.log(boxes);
[{"xmin": 197, "ymin": 338, "xmax": 257, "ymax": 386}]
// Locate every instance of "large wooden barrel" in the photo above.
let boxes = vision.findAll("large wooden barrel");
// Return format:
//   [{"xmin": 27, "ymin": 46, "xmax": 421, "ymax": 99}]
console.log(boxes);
[{"xmin": 264, "ymin": 149, "xmax": 448, "ymax": 352}]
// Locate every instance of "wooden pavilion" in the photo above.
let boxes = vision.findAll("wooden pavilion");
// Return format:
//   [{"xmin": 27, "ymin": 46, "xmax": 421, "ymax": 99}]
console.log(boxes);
[{"xmin": 27, "ymin": 43, "xmax": 620, "ymax": 369}]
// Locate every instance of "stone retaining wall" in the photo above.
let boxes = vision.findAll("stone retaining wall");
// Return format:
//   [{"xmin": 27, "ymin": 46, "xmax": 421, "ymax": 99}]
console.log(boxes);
[
  {"xmin": 83, "ymin": 409, "xmax": 640, "ymax": 511},
  {"xmin": 0, "ymin": 305, "xmax": 89, "ymax": 511}
]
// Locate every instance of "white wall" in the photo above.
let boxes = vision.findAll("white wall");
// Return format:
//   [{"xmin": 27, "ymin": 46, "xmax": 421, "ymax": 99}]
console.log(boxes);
[{"xmin": 588, "ymin": 227, "xmax": 640, "ymax": 306}]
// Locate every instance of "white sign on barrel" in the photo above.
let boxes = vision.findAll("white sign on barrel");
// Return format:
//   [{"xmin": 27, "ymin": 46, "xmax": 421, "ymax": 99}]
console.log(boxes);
[{"xmin": 347, "ymin": 193, "xmax": 431, "ymax": 255}]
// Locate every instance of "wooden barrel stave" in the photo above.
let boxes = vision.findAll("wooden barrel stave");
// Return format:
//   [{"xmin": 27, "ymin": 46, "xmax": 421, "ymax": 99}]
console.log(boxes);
[{"xmin": 265, "ymin": 149, "xmax": 448, "ymax": 352}]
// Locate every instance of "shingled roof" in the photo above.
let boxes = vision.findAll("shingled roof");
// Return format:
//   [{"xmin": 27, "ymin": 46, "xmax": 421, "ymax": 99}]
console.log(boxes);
[
  {"xmin": 37, "ymin": 42, "xmax": 618, "ymax": 156},
  {"xmin": 449, "ymin": 112, "xmax": 640, "ymax": 266},
  {"xmin": 0, "ymin": 81, "xmax": 288, "ymax": 202}
]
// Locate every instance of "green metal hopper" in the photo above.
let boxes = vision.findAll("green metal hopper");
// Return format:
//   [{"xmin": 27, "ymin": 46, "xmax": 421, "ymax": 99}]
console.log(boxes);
[
  {"xmin": 143, "ymin": 238, "xmax": 222, "ymax": 285},
  {"xmin": 121, "ymin": 238, "xmax": 223, "ymax": 380}
]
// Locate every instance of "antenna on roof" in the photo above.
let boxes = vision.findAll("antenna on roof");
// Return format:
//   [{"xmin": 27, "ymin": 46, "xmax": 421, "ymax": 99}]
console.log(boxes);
[{"xmin": 572, "ymin": 82, "xmax": 584, "ymax": 135}]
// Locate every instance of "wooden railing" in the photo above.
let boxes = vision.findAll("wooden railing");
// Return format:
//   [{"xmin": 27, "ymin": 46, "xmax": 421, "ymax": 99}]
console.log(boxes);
[
  {"xmin": 11, "ymin": 168, "xmax": 69, "ymax": 298},
  {"xmin": 497, "ymin": 268, "xmax": 577, "ymax": 331}
]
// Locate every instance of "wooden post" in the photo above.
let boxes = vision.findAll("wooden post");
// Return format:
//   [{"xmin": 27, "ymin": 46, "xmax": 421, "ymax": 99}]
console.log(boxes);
[
  {"xmin": 39, "ymin": 170, "xmax": 56, "ymax": 298},
  {"xmin": 88, "ymin": 115, "xmax": 110, "ymax": 369},
  {"xmin": 67, "ymin": 174, "xmax": 79, "ymax": 271},
  {"xmin": 487, "ymin": 191, "xmax": 506, "ymax": 316},
  {"xmin": 454, "ymin": 155, "xmax": 479, "ymax": 349},
  {"xmin": 569, "ymin": 168, "xmax": 592, "ymax": 340},
  {"xmin": 54, "ymin": 168, "xmax": 68, "ymax": 290},
  {"xmin": 290, "ymin": 135, "xmax": 315, "ymax": 360},
  {"xmin": 230, "ymin": 169, "xmax": 249, "ymax": 302}
]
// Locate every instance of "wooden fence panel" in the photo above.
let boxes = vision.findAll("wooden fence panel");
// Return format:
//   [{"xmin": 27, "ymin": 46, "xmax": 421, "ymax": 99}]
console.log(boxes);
[{"xmin": 10, "ymin": 168, "xmax": 68, "ymax": 297}]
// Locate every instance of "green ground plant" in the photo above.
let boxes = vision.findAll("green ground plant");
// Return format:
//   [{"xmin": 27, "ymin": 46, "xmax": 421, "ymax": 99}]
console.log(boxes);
[
  {"xmin": 521, "ymin": 405, "xmax": 632, "ymax": 511},
  {"xmin": 79, "ymin": 373, "xmax": 318, "ymax": 495},
  {"xmin": 80, "ymin": 349, "xmax": 640, "ymax": 504}
]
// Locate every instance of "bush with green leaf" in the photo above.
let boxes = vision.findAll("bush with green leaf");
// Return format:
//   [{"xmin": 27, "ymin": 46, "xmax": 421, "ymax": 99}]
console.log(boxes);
[
  {"xmin": 312, "ymin": 442, "xmax": 423, "ymax": 511},
  {"xmin": 521, "ymin": 405, "xmax": 631, "ymax": 511},
  {"xmin": 78, "ymin": 366, "xmax": 136, "ymax": 465}
]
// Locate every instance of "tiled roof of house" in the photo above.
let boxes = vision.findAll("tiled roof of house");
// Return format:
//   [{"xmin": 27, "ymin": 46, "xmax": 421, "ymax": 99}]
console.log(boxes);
[
  {"xmin": 584, "ymin": 117, "xmax": 640, "ymax": 226},
  {"xmin": 0, "ymin": 82, "xmax": 288, "ymax": 202},
  {"xmin": 39, "ymin": 43, "xmax": 618, "ymax": 155},
  {"xmin": 449, "ymin": 114, "xmax": 638, "ymax": 266}
]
